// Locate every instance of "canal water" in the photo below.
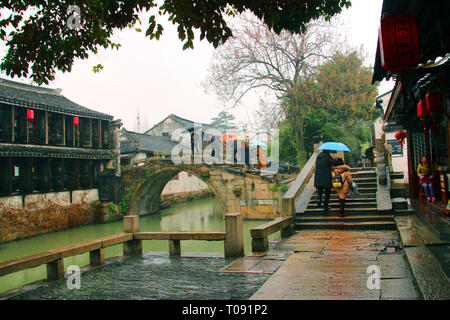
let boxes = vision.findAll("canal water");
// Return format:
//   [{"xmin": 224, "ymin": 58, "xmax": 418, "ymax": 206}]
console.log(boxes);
[{"xmin": 0, "ymin": 198, "xmax": 278, "ymax": 296}]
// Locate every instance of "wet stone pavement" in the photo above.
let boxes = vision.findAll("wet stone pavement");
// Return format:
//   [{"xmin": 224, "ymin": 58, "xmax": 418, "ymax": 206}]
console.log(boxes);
[
  {"xmin": 10, "ymin": 253, "xmax": 270, "ymax": 300},
  {"xmin": 249, "ymin": 229, "xmax": 421, "ymax": 300}
]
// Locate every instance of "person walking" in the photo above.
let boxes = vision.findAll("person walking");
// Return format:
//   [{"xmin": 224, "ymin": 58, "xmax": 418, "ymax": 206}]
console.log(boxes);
[
  {"xmin": 331, "ymin": 158, "xmax": 353, "ymax": 217},
  {"xmin": 365, "ymin": 146, "xmax": 375, "ymax": 167},
  {"xmin": 314, "ymin": 149, "xmax": 337, "ymax": 211}
]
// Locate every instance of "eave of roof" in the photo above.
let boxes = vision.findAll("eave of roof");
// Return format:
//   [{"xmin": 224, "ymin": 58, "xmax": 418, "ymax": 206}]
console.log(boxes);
[
  {"xmin": 372, "ymin": 0, "xmax": 450, "ymax": 84},
  {"xmin": 0, "ymin": 143, "xmax": 114, "ymax": 159},
  {"xmin": 0, "ymin": 78, "xmax": 113, "ymax": 121}
]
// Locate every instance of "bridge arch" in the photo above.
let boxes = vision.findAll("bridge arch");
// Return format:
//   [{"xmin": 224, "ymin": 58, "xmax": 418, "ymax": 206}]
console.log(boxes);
[{"xmin": 127, "ymin": 162, "xmax": 226, "ymax": 216}]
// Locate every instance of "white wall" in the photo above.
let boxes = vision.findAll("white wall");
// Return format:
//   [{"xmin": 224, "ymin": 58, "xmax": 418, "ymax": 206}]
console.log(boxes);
[{"xmin": 161, "ymin": 171, "xmax": 208, "ymax": 194}]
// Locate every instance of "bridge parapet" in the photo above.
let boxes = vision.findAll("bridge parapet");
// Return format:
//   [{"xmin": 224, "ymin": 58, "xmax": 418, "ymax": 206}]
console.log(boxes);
[{"xmin": 281, "ymin": 152, "xmax": 319, "ymax": 218}]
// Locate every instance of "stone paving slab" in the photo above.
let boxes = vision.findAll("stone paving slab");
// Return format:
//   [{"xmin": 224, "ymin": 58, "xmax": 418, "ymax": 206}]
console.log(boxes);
[
  {"xmin": 250, "ymin": 253, "xmax": 312, "ymax": 300},
  {"xmin": 378, "ymin": 253, "xmax": 409, "ymax": 279},
  {"xmin": 250, "ymin": 229, "xmax": 423, "ymax": 300},
  {"xmin": 248, "ymin": 259, "xmax": 285, "ymax": 273},
  {"xmin": 294, "ymin": 245, "xmax": 325, "ymax": 253},
  {"xmin": 404, "ymin": 246, "xmax": 450, "ymax": 300},
  {"xmin": 380, "ymin": 279, "xmax": 420, "ymax": 300}
]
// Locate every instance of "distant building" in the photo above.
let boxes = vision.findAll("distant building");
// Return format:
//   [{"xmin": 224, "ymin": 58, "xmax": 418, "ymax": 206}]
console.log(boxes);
[
  {"xmin": 0, "ymin": 78, "xmax": 119, "ymax": 198},
  {"xmin": 144, "ymin": 113, "xmax": 216, "ymax": 137},
  {"xmin": 0, "ymin": 78, "xmax": 121, "ymax": 242}
]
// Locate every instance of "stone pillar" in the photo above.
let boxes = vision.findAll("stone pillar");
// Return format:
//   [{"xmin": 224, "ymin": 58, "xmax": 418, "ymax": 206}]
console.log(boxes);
[
  {"xmin": 169, "ymin": 240, "xmax": 181, "ymax": 256},
  {"xmin": 123, "ymin": 215, "xmax": 142, "ymax": 256},
  {"xmin": 252, "ymin": 237, "xmax": 268, "ymax": 252},
  {"xmin": 224, "ymin": 213, "xmax": 244, "ymax": 257},
  {"xmin": 110, "ymin": 120, "xmax": 122, "ymax": 176},
  {"xmin": 89, "ymin": 248, "xmax": 105, "ymax": 266},
  {"xmin": 46, "ymin": 259, "xmax": 64, "ymax": 281}
]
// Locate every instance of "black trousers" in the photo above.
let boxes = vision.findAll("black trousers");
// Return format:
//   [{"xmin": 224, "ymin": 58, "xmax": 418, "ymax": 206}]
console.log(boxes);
[
  {"xmin": 316, "ymin": 187, "xmax": 331, "ymax": 207},
  {"xmin": 339, "ymin": 198, "xmax": 346, "ymax": 215}
]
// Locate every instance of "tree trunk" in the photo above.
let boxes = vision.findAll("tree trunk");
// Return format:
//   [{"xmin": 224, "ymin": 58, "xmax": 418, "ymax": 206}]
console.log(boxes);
[{"xmin": 293, "ymin": 116, "xmax": 306, "ymax": 166}]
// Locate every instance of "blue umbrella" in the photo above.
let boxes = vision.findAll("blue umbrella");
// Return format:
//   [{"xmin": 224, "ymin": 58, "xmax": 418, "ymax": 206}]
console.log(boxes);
[
  {"xmin": 250, "ymin": 142, "xmax": 267, "ymax": 148},
  {"xmin": 317, "ymin": 142, "xmax": 351, "ymax": 152}
]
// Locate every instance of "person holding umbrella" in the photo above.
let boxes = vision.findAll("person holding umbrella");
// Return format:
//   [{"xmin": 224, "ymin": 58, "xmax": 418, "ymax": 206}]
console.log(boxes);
[{"xmin": 314, "ymin": 142, "xmax": 351, "ymax": 212}]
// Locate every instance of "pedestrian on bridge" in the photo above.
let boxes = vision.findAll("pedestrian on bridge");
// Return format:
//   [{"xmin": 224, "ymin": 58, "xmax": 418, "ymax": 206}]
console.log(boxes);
[
  {"xmin": 314, "ymin": 149, "xmax": 337, "ymax": 211},
  {"xmin": 331, "ymin": 158, "xmax": 353, "ymax": 217}
]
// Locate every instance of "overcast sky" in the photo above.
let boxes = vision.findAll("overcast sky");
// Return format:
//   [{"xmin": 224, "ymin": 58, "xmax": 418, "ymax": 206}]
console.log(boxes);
[{"xmin": 1, "ymin": 0, "xmax": 393, "ymax": 132}]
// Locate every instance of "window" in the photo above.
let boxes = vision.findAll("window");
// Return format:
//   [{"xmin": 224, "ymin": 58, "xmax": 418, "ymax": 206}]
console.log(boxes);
[
  {"xmin": 101, "ymin": 120, "xmax": 110, "ymax": 149},
  {"xmin": 162, "ymin": 132, "xmax": 169, "ymax": 137},
  {"xmin": 65, "ymin": 116, "xmax": 74, "ymax": 147},
  {"xmin": 92, "ymin": 119, "xmax": 100, "ymax": 148},
  {"xmin": 0, "ymin": 104, "xmax": 12, "ymax": 143},
  {"xmin": 79, "ymin": 118, "xmax": 93, "ymax": 147},
  {"xmin": 48, "ymin": 113, "xmax": 64, "ymax": 145},
  {"xmin": 14, "ymin": 107, "xmax": 27, "ymax": 144},
  {"xmin": 51, "ymin": 159, "xmax": 64, "ymax": 191}
]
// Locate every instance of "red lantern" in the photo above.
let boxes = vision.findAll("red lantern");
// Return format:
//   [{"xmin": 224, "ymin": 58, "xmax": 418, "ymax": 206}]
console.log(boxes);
[
  {"xmin": 426, "ymin": 92, "xmax": 443, "ymax": 113},
  {"xmin": 27, "ymin": 109, "xmax": 34, "ymax": 120},
  {"xmin": 395, "ymin": 130, "xmax": 407, "ymax": 149},
  {"xmin": 417, "ymin": 100, "xmax": 429, "ymax": 119},
  {"xmin": 379, "ymin": 13, "xmax": 420, "ymax": 72},
  {"xmin": 73, "ymin": 116, "xmax": 79, "ymax": 126}
]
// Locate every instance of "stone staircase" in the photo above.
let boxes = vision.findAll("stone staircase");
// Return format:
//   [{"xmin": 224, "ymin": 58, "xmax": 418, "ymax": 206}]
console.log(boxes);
[{"xmin": 295, "ymin": 167, "xmax": 397, "ymax": 230}]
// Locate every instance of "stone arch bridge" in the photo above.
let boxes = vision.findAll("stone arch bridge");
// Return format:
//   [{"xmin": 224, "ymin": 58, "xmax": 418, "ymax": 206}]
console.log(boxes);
[{"xmin": 121, "ymin": 158, "xmax": 292, "ymax": 219}]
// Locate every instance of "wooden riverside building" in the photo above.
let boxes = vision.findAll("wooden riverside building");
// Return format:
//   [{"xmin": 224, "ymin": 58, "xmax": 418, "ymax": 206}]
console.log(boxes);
[{"xmin": 0, "ymin": 78, "xmax": 117, "ymax": 199}]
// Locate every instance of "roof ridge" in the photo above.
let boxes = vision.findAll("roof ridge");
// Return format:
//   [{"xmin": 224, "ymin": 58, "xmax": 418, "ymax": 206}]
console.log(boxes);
[{"xmin": 0, "ymin": 78, "xmax": 62, "ymax": 95}]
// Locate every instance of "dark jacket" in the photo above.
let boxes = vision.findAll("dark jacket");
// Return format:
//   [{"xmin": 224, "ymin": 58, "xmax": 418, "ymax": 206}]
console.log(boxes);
[{"xmin": 314, "ymin": 151, "xmax": 336, "ymax": 188}]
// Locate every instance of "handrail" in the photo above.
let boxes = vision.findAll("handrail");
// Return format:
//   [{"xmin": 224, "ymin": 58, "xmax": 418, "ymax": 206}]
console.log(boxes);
[{"xmin": 281, "ymin": 151, "xmax": 319, "ymax": 217}]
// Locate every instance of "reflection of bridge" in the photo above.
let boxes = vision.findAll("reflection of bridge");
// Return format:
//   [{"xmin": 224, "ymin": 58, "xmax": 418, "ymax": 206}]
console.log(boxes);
[{"xmin": 122, "ymin": 157, "xmax": 292, "ymax": 219}]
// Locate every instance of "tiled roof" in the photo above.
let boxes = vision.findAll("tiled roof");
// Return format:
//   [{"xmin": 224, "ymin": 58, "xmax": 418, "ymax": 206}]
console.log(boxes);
[
  {"xmin": 121, "ymin": 130, "xmax": 177, "ymax": 154},
  {"xmin": 0, "ymin": 78, "xmax": 113, "ymax": 120},
  {"xmin": 144, "ymin": 113, "xmax": 216, "ymax": 134}
]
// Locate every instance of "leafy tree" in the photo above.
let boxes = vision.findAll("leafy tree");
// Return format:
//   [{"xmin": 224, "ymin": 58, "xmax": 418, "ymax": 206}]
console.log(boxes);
[
  {"xmin": 209, "ymin": 111, "xmax": 236, "ymax": 130},
  {"xmin": 0, "ymin": 0, "xmax": 351, "ymax": 84},
  {"xmin": 295, "ymin": 51, "xmax": 378, "ymax": 165},
  {"xmin": 205, "ymin": 13, "xmax": 344, "ymax": 165}
]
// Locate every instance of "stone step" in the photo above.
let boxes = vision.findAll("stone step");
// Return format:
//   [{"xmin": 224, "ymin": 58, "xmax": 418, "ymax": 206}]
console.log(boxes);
[
  {"xmin": 296, "ymin": 215, "xmax": 394, "ymax": 223},
  {"xmin": 352, "ymin": 176, "xmax": 377, "ymax": 184},
  {"xmin": 295, "ymin": 221, "xmax": 397, "ymax": 230},
  {"xmin": 307, "ymin": 201, "xmax": 377, "ymax": 209},
  {"xmin": 309, "ymin": 197, "xmax": 376, "ymax": 204},
  {"xmin": 392, "ymin": 208, "xmax": 416, "ymax": 216},
  {"xmin": 329, "ymin": 187, "xmax": 377, "ymax": 194},
  {"xmin": 350, "ymin": 167, "xmax": 376, "ymax": 172},
  {"xmin": 392, "ymin": 198, "xmax": 409, "ymax": 210},
  {"xmin": 352, "ymin": 182, "xmax": 377, "ymax": 188},
  {"xmin": 351, "ymin": 172, "xmax": 377, "ymax": 178},
  {"xmin": 311, "ymin": 194, "xmax": 376, "ymax": 201},
  {"xmin": 302, "ymin": 208, "xmax": 378, "ymax": 215}
]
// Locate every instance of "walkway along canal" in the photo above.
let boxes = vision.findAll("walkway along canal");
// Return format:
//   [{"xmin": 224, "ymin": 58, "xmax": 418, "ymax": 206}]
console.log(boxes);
[{"xmin": 0, "ymin": 198, "xmax": 278, "ymax": 296}]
